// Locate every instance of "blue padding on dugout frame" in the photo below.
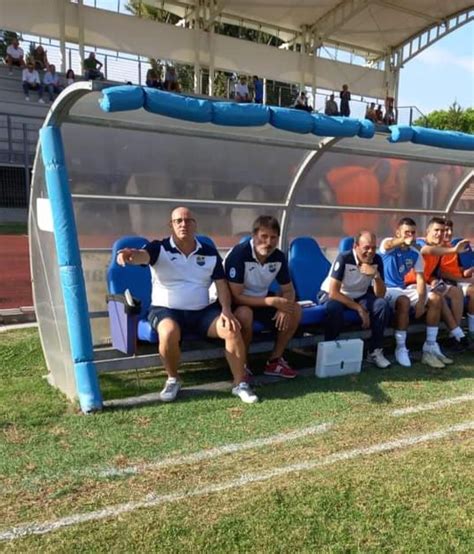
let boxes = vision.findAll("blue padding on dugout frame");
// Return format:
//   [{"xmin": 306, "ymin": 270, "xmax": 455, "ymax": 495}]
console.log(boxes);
[
  {"xmin": 357, "ymin": 118, "xmax": 375, "ymax": 139},
  {"xmin": 411, "ymin": 126, "xmax": 474, "ymax": 150},
  {"xmin": 269, "ymin": 106, "xmax": 313, "ymax": 134},
  {"xmin": 144, "ymin": 88, "xmax": 213, "ymax": 123},
  {"xmin": 388, "ymin": 125, "xmax": 414, "ymax": 143},
  {"xmin": 212, "ymin": 102, "xmax": 270, "ymax": 126},
  {"xmin": 99, "ymin": 85, "xmax": 144, "ymax": 112},
  {"xmin": 312, "ymin": 114, "xmax": 360, "ymax": 137},
  {"xmin": 40, "ymin": 126, "xmax": 102, "ymax": 413}
]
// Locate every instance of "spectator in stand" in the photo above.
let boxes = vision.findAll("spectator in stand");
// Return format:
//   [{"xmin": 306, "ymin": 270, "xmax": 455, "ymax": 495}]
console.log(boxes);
[
  {"xmin": 375, "ymin": 104, "xmax": 384, "ymax": 124},
  {"xmin": 65, "ymin": 69, "xmax": 75, "ymax": 86},
  {"xmin": 365, "ymin": 102, "xmax": 377, "ymax": 122},
  {"xmin": 164, "ymin": 65, "xmax": 180, "ymax": 92},
  {"xmin": 43, "ymin": 64, "xmax": 62, "ymax": 102},
  {"xmin": 22, "ymin": 62, "xmax": 44, "ymax": 103},
  {"xmin": 5, "ymin": 38, "xmax": 26, "ymax": 74},
  {"xmin": 339, "ymin": 84, "xmax": 351, "ymax": 116},
  {"xmin": 440, "ymin": 219, "xmax": 474, "ymax": 343},
  {"xmin": 32, "ymin": 45, "xmax": 49, "ymax": 71},
  {"xmin": 318, "ymin": 230, "xmax": 391, "ymax": 368},
  {"xmin": 253, "ymin": 75, "xmax": 263, "ymax": 104},
  {"xmin": 384, "ymin": 96, "xmax": 396, "ymax": 125},
  {"xmin": 324, "ymin": 93, "xmax": 338, "ymax": 116},
  {"xmin": 235, "ymin": 76, "xmax": 250, "ymax": 102},
  {"xmin": 83, "ymin": 52, "xmax": 104, "ymax": 80},
  {"xmin": 294, "ymin": 91, "xmax": 312, "ymax": 112},
  {"xmin": 146, "ymin": 67, "xmax": 163, "ymax": 89}
]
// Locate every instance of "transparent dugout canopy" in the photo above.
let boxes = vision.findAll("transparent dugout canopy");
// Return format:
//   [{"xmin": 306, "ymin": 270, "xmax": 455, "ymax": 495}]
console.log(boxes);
[{"xmin": 29, "ymin": 82, "xmax": 474, "ymax": 399}]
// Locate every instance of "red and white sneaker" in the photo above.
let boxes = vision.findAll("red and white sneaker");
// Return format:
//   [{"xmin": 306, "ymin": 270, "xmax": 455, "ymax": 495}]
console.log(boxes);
[{"xmin": 264, "ymin": 357, "xmax": 298, "ymax": 378}]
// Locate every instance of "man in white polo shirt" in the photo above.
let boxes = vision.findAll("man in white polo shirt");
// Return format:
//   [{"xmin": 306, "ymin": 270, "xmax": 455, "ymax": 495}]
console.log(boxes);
[
  {"xmin": 5, "ymin": 38, "xmax": 25, "ymax": 74},
  {"xmin": 116, "ymin": 206, "xmax": 257, "ymax": 404}
]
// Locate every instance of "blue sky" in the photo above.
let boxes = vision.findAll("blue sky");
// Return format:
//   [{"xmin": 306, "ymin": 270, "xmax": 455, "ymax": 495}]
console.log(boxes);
[{"xmin": 398, "ymin": 22, "xmax": 474, "ymax": 115}]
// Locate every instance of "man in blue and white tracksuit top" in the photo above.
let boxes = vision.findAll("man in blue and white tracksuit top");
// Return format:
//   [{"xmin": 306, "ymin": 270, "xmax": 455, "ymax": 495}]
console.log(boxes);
[
  {"xmin": 225, "ymin": 215, "xmax": 302, "ymax": 379},
  {"xmin": 318, "ymin": 230, "xmax": 391, "ymax": 368},
  {"xmin": 116, "ymin": 206, "xmax": 258, "ymax": 404}
]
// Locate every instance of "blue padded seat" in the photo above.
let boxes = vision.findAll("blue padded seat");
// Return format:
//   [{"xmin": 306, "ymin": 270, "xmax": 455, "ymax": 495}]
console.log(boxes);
[
  {"xmin": 288, "ymin": 237, "xmax": 330, "ymax": 325},
  {"xmin": 451, "ymin": 237, "xmax": 474, "ymax": 269},
  {"xmin": 338, "ymin": 236, "xmax": 354, "ymax": 252}
]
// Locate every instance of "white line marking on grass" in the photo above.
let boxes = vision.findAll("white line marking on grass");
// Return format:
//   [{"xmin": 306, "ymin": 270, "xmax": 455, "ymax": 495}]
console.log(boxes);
[
  {"xmin": 390, "ymin": 393, "xmax": 474, "ymax": 417},
  {"xmin": 1, "ymin": 420, "xmax": 472, "ymax": 542},
  {"xmin": 98, "ymin": 422, "xmax": 333, "ymax": 478}
]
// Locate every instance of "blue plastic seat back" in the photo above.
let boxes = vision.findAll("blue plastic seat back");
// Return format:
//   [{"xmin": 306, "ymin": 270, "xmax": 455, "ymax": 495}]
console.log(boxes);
[
  {"xmin": 107, "ymin": 236, "xmax": 151, "ymax": 317},
  {"xmin": 338, "ymin": 236, "xmax": 354, "ymax": 252},
  {"xmin": 452, "ymin": 237, "xmax": 473, "ymax": 269},
  {"xmin": 196, "ymin": 234, "xmax": 217, "ymax": 250},
  {"xmin": 289, "ymin": 237, "xmax": 331, "ymax": 301}
]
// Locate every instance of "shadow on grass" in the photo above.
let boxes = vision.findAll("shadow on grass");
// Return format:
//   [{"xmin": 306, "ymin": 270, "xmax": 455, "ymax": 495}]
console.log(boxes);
[{"xmin": 100, "ymin": 349, "xmax": 474, "ymax": 410}]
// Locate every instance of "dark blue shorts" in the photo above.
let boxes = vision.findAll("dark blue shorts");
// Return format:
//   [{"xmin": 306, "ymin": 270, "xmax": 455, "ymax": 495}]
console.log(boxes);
[
  {"xmin": 252, "ymin": 306, "xmax": 277, "ymax": 327},
  {"xmin": 147, "ymin": 302, "xmax": 221, "ymax": 338}
]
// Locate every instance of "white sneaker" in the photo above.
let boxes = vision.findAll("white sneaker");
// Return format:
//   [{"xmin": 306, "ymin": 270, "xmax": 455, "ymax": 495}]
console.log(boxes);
[
  {"xmin": 421, "ymin": 350, "xmax": 445, "ymax": 368},
  {"xmin": 367, "ymin": 348, "xmax": 391, "ymax": 368},
  {"xmin": 159, "ymin": 378, "xmax": 181, "ymax": 402},
  {"xmin": 38, "ymin": 98, "xmax": 45, "ymax": 104},
  {"xmin": 395, "ymin": 347, "xmax": 411, "ymax": 367},
  {"xmin": 25, "ymin": 96, "xmax": 30, "ymax": 101},
  {"xmin": 427, "ymin": 342, "xmax": 454, "ymax": 365},
  {"xmin": 232, "ymin": 382, "xmax": 258, "ymax": 404}
]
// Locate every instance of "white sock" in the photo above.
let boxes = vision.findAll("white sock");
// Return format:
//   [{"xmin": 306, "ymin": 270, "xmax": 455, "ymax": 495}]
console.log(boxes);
[
  {"xmin": 395, "ymin": 330, "xmax": 407, "ymax": 348},
  {"xmin": 425, "ymin": 326, "xmax": 438, "ymax": 345},
  {"xmin": 449, "ymin": 326, "xmax": 465, "ymax": 341},
  {"xmin": 468, "ymin": 314, "xmax": 474, "ymax": 333}
]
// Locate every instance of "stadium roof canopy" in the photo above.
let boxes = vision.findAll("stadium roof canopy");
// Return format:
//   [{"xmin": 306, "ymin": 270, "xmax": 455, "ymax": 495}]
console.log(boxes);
[{"xmin": 164, "ymin": 0, "xmax": 474, "ymax": 62}]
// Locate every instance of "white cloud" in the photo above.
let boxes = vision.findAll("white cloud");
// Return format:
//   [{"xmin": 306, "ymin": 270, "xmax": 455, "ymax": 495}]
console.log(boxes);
[{"xmin": 416, "ymin": 46, "xmax": 474, "ymax": 74}]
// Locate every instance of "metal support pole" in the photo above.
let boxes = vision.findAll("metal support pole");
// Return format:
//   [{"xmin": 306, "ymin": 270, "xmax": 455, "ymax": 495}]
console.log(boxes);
[
  {"xmin": 58, "ymin": 0, "xmax": 67, "ymax": 73},
  {"xmin": 22, "ymin": 124, "xmax": 30, "ymax": 202},
  {"xmin": 78, "ymin": 0, "xmax": 85, "ymax": 73},
  {"xmin": 7, "ymin": 115, "xmax": 13, "ymax": 163}
]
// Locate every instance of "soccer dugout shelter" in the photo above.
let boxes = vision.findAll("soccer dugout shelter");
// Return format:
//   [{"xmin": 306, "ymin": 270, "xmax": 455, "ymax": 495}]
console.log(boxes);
[{"xmin": 29, "ymin": 82, "xmax": 474, "ymax": 412}]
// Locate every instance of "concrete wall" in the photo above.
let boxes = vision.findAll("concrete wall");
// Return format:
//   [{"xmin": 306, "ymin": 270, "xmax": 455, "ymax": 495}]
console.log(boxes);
[{"xmin": 1, "ymin": 0, "xmax": 386, "ymax": 97}]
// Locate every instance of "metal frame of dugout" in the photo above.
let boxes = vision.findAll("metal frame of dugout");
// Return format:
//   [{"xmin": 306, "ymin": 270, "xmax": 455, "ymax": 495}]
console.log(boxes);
[{"xmin": 29, "ymin": 81, "xmax": 474, "ymax": 413}]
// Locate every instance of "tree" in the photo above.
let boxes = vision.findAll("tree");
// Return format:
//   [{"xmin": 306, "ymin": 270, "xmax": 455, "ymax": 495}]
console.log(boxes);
[{"xmin": 414, "ymin": 102, "xmax": 474, "ymax": 133}]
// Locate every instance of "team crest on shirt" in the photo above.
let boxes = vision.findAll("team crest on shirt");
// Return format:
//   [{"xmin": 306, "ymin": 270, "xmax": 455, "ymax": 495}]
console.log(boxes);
[
  {"xmin": 406, "ymin": 259, "xmax": 414, "ymax": 269},
  {"xmin": 268, "ymin": 263, "xmax": 277, "ymax": 273},
  {"xmin": 196, "ymin": 255, "xmax": 206, "ymax": 266},
  {"xmin": 229, "ymin": 267, "xmax": 236, "ymax": 278}
]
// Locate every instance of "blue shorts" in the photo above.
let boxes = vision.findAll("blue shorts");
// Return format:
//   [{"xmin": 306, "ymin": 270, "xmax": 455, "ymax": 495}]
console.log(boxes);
[
  {"xmin": 252, "ymin": 306, "xmax": 277, "ymax": 327},
  {"xmin": 147, "ymin": 302, "xmax": 221, "ymax": 338}
]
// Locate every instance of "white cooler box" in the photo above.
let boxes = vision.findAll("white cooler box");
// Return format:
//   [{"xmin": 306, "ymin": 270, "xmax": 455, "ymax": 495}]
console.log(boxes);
[{"xmin": 315, "ymin": 339, "xmax": 364, "ymax": 378}]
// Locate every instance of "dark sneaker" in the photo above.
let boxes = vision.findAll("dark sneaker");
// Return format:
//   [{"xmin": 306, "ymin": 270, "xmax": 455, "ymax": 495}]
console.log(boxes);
[
  {"xmin": 264, "ymin": 357, "xmax": 298, "ymax": 378},
  {"xmin": 445, "ymin": 336, "xmax": 473, "ymax": 353}
]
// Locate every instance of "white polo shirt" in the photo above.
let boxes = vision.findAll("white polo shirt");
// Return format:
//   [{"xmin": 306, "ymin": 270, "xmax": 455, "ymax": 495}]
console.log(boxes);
[
  {"xmin": 144, "ymin": 237, "xmax": 224, "ymax": 310},
  {"xmin": 22, "ymin": 69, "xmax": 41, "ymax": 85},
  {"xmin": 7, "ymin": 45, "xmax": 24, "ymax": 59}
]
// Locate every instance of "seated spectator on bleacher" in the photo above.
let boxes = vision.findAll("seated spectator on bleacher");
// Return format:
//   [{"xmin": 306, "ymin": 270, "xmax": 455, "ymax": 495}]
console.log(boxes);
[
  {"xmin": 83, "ymin": 52, "xmax": 104, "ymax": 81},
  {"xmin": 32, "ymin": 45, "xmax": 49, "ymax": 71},
  {"xmin": 253, "ymin": 75, "xmax": 263, "ymax": 104},
  {"xmin": 225, "ymin": 216, "xmax": 302, "ymax": 379},
  {"xmin": 65, "ymin": 69, "xmax": 75, "ymax": 87},
  {"xmin": 5, "ymin": 38, "xmax": 25, "ymax": 74},
  {"xmin": 440, "ymin": 219, "xmax": 474, "ymax": 342},
  {"xmin": 324, "ymin": 94, "xmax": 338, "ymax": 116},
  {"xmin": 365, "ymin": 102, "xmax": 377, "ymax": 122},
  {"xmin": 164, "ymin": 65, "xmax": 180, "ymax": 92},
  {"xmin": 235, "ymin": 76, "xmax": 250, "ymax": 102},
  {"xmin": 294, "ymin": 91, "xmax": 312, "ymax": 112},
  {"xmin": 380, "ymin": 217, "xmax": 449, "ymax": 368},
  {"xmin": 22, "ymin": 63, "xmax": 44, "ymax": 103},
  {"xmin": 43, "ymin": 64, "xmax": 63, "ymax": 102},
  {"xmin": 115, "ymin": 206, "xmax": 258, "ymax": 404},
  {"xmin": 318, "ymin": 230, "xmax": 391, "ymax": 368},
  {"xmin": 146, "ymin": 68, "xmax": 163, "ymax": 89},
  {"xmin": 375, "ymin": 104, "xmax": 383, "ymax": 124}
]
